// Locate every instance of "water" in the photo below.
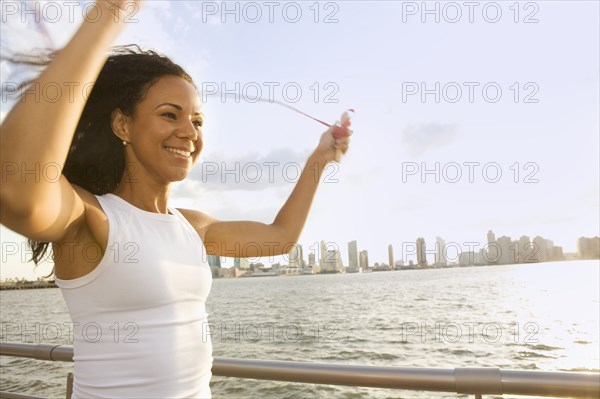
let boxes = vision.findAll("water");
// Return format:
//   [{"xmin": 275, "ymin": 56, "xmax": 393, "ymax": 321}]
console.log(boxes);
[{"xmin": 1, "ymin": 261, "xmax": 598, "ymax": 399}]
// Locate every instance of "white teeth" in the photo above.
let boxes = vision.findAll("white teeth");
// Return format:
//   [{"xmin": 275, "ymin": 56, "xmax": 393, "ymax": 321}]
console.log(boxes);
[{"xmin": 165, "ymin": 147, "xmax": 191, "ymax": 157}]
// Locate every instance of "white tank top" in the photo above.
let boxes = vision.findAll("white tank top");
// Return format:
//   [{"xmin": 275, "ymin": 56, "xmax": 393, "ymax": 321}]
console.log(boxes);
[{"xmin": 55, "ymin": 193, "xmax": 213, "ymax": 399}]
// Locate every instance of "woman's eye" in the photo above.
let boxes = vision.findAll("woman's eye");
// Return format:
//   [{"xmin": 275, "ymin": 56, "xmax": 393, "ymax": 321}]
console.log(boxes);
[
  {"xmin": 163, "ymin": 112, "xmax": 176, "ymax": 119},
  {"xmin": 193, "ymin": 120, "xmax": 203, "ymax": 128}
]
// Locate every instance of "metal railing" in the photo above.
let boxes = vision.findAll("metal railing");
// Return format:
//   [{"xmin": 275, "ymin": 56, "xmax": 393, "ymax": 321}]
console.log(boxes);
[{"xmin": 1, "ymin": 342, "xmax": 599, "ymax": 399}]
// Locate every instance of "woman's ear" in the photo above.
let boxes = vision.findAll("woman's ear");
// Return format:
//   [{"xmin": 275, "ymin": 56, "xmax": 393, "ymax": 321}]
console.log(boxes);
[{"xmin": 110, "ymin": 108, "xmax": 130, "ymax": 142}]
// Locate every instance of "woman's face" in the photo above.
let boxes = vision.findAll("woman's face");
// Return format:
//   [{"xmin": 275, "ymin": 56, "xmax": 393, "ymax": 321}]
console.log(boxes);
[{"xmin": 124, "ymin": 75, "xmax": 204, "ymax": 184}]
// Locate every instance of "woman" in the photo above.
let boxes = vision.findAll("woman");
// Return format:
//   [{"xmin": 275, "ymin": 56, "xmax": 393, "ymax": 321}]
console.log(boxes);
[{"xmin": 0, "ymin": 1, "xmax": 351, "ymax": 398}]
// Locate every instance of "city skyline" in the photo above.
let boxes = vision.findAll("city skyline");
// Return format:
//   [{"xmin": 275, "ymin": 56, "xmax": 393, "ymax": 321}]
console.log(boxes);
[
  {"xmin": 1, "ymin": 224, "xmax": 598, "ymax": 281},
  {"xmin": 200, "ymin": 232, "xmax": 598, "ymax": 280},
  {"xmin": 225, "ymin": 230, "xmax": 597, "ymax": 274}
]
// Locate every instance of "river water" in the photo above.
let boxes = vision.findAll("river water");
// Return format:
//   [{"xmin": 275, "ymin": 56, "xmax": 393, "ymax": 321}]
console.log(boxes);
[{"xmin": 1, "ymin": 260, "xmax": 598, "ymax": 399}]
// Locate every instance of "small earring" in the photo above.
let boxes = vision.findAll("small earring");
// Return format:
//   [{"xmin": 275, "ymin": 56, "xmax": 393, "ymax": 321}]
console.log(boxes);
[{"xmin": 122, "ymin": 141, "xmax": 127, "ymax": 146}]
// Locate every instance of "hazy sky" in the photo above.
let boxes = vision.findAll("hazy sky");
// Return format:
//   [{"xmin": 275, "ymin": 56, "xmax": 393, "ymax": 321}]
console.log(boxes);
[{"xmin": 1, "ymin": 1, "xmax": 599, "ymax": 279}]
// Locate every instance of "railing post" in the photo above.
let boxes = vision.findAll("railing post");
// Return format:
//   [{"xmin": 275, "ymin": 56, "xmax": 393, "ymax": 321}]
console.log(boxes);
[{"xmin": 66, "ymin": 373, "xmax": 73, "ymax": 399}]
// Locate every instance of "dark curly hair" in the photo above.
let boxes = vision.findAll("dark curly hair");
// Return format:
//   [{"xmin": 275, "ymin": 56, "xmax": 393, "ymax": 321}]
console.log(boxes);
[{"xmin": 2, "ymin": 44, "xmax": 196, "ymax": 272}]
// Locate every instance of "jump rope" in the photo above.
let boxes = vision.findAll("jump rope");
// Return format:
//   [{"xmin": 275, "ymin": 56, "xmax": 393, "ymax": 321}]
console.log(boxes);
[{"xmin": 204, "ymin": 93, "xmax": 355, "ymax": 162}]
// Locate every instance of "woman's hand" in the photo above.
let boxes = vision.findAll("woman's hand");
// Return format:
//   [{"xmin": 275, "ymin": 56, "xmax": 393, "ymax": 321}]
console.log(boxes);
[
  {"xmin": 95, "ymin": 0, "xmax": 144, "ymax": 11},
  {"xmin": 313, "ymin": 119, "xmax": 352, "ymax": 164},
  {"xmin": 92, "ymin": 0, "xmax": 144, "ymax": 24}
]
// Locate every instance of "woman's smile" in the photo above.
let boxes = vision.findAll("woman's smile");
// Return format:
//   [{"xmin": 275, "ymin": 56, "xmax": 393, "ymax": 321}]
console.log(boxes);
[{"xmin": 164, "ymin": 146, "xmax": 193, "ymax": 160}]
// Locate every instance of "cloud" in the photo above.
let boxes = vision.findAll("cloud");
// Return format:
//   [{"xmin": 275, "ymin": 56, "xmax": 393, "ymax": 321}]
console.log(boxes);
[
  {"xmin": 186, "ymin": 147, "xmax": 313, "ymax": 192},
  {"xmin": 170, "ymin": 178, "xmax": 290, "ymax": 223},
  {"xmin": 401, "ymin": 123, "xmax": 460, "ymax": 156}
]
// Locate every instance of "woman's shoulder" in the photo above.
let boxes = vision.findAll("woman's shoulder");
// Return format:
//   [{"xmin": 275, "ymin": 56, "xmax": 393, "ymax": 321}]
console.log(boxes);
[
  {"xmin": 70, "ymin": 184, "xmax": 101, "ymax": 208},
  {"xmin": 175, "ymin": 208, "xmax": 218, "ymax": 243}
]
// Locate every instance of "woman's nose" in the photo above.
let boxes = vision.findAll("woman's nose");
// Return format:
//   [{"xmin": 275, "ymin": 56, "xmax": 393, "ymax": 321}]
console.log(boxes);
[{"xmin": 179, "ymin": 120, "xmax": 200, "ymax": 142}]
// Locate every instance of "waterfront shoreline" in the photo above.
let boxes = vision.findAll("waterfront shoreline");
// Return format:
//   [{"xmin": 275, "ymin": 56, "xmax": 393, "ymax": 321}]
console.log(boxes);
[{"xmin": 0, "ymin": 281, "xmax": 57, "ymax": 291}]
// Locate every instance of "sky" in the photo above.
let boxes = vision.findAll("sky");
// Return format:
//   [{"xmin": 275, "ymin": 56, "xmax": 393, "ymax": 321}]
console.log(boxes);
[{"xmin": 1, "ymin": 1, "xmax": 599, "ymax": 279}]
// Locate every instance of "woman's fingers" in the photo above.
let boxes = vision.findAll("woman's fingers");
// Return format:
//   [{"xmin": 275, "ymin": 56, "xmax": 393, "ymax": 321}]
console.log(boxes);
[
  {"xmin": 331, "ymin": 125, "xmax": 352, "ymax": 139},
  {"xmin": 335, "ymin": 137, "xmax": 350, "ymax": 153},
  {"xmin": 95, "ymin": 0, "xmax": 143, "ymax": 13}
]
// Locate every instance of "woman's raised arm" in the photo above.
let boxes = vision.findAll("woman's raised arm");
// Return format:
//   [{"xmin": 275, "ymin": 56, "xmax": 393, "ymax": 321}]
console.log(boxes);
[{"xmin": 0, "ymin": 1, "xmax": 140, "ymax": 241}]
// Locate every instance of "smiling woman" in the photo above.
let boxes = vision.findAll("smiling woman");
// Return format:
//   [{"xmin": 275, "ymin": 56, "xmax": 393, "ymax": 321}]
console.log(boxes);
[
  {"xmin": 5, "ymin": 45, "xmax": 199, "ymax": 267},
  {"xmin": 0, "ymin": 1, "xmax": 350, "ymax": 398}
]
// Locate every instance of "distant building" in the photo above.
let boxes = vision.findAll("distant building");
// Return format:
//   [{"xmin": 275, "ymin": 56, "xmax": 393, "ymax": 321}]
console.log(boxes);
[
  {"xmin": 518, "ymin": 236, "xmax": 531, "ymax": 263},
  {"xmin": 320, "ymin": 240, "xmax": 328, "ymax": 266},
  {"xmin": 289, "ymin": 244, "xmax": 305, "ymax": 269},
  {"xmin": 497, "ymin": 236, "xmax": 513, "ymax": 265},
  {"xmin": 435, "ymin": 236, "xmax": 446, "ymax": 267},
  {"xmin": 475, "ymin": 248, "xmax": 486, "ymax": 265},
  {"xmin": 416, "ymin": 237, "xmax": 427, "ymax": 267},
  {"xmin": 234, "ymin": 258, "xmax": 250, "ymax": 270},
  {"xmin": 308, "ymin": 253, "xmax": 316, "ymax": 267},
  {"xmin": 532, "ymin": 236, "xmax": 548, "ymax": 263},
  {"xmin": 348, "ymin": 241, "xmax": 359, "ymax": 273},
  {"xmin": 207, "ymin": 255, "xmax": 221, "ymax": 268},
  {"xmin": 282, "ymin": 265, "xmax": 302, "ymax": 276},
  {"xmin": 359, "ymin": 250, "xmax": 369, "ymax": 271},
  {"xmin": 553, "ymin": 246, "xmax": 564, "ymax": 261},
  {"xmin": 218, "ymin": 268, "xmax": 235, "ymax": 278},
  {"xmin": 335, "ymin": 250, "xmax": 344, "ymax": 272},
  {"xmin": 459, "ymin": 251, "xmax": 475, "ymax": 266},
  {"xmin": 486, "ymin": 230, "xmax": 499, "ymax": 264},
  {"xmin": 578, "ymin": 236, "xmax": 600, "ymax": 259},
  {"xmin": 388, "ymin": 244, "xmax": 394, "ymax": 270},
  {"xmin": 320, "ymin": 249, "xmax": 339, "ymax": 273}
]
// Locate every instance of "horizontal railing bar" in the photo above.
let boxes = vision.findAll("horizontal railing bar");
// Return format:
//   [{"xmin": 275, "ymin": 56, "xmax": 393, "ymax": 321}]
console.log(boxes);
[
  {"xmin": 213, "ymin": 356, "xmax": 456, "ymax": 391},
  {"xmin": 0, "ymin": 391, "xmax": 46, "ymax": 399},
  {"xmin": 501, "ymin": 369, "xmax": 600, "ymax": 398},
  {"xmin": 1, "ymin": 342, "xmax": 598, "ymax": 398}
]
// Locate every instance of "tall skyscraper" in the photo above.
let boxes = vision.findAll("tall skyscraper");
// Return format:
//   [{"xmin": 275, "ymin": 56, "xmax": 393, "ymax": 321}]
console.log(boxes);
[
  {"xmin": 577, "ymin": 237, "xmax": 590, "ymax": 258},
  {"xmin": 319, "ymin": 245, "xmax": 341, "ymax": 273},
  {"xmin": 416, "ymin": 237, "xmax": 426, "ymax": 267},
  {"xmin": 575, "ymin": 237, "xmax": 600, "ymax": 259},
  {"xmin": 320, "ymin": 240, "xmax": 328, "ymax": 266},
  {"xmin": 497, "ymin": 236, "xmax": 513, "ymax": 265},
  {"xmin": 486, "ymin": 230, "xmax": 499, "ymax": 264},
  {"xmin": 388, "ymin": 244, "xmax": 394, "ymax": 268},
  {"xmin": 487, "ymin": 230, "xmax": 496, "ymax": 244},
  {"xmin": 348, "ymin": 241, "xmax": 359, "ymax": 273},
  {"xmin": 308, "ymin": 253, "xmax": 316, "ymax": 267},
  {"xmin": 289, "ymin": 244, "xmax": 304, "ymax": 268},
  {"xmin": 207, "ymin": 255, "xmax": 221, "ymax": 268},
  {"xmin": 335, "ymin": 250, "xmax": 344, "ymax": 272},
  {"xmin": 359, "ymin": 250, "xmax": 369, "ymax": 271},
  {"xmin": 234, "ymin": 257, "xmax": 250, "ymax": 269},
  {"xmin": 532, "ymin": 236, "xmax": 548, "ymax": 263},
  {"xmin": 435, "ymin": 236, "xmax": 446, "ymax": 266},
  {"xmin": 518, "ymin": 236, "xmax": 531, "ymax": 263}
]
